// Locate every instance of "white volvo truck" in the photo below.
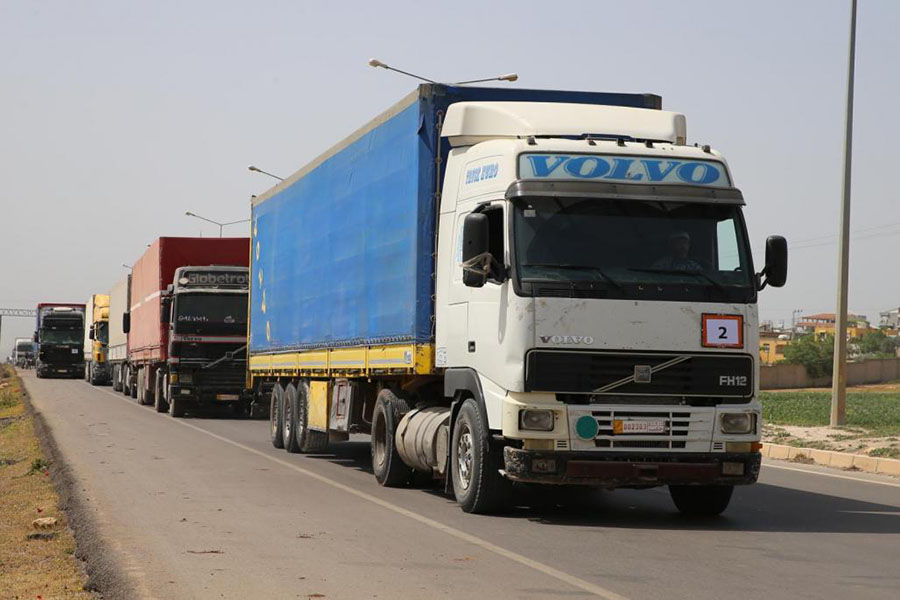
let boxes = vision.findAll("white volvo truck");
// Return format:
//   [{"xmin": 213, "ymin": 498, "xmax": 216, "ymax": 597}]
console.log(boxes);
[{"xmin": 249, "ymin": 85, "xmax": 787, "ymax": 515}]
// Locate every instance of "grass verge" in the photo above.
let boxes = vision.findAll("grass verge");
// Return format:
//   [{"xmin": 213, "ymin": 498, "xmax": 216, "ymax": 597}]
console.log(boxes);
[
  {"xmin": 0, "ymin": 365, "xmax": 96, "ymax": 599},
  {"xmin": 761, "ymin": 390, "xmax": 900, "ymax": 436}
]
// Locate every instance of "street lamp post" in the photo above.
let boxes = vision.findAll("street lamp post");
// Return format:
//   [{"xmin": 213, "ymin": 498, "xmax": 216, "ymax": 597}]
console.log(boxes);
[
  {"xmin": 831, "ymin": 0, "xmax": 858, "ymax": 427},
  {"xmin": 184, "ymin": 211, "xmax": 250, "ymax": 237},
  {"xmin": 248, "ymin": 166, "xmax": 283, "ymax": 181}
]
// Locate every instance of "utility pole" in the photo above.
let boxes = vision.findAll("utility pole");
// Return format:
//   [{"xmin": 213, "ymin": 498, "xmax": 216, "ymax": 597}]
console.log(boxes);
[{"xmin": 831, "ymin": 0, "xmax": 858, "ymax": 427}]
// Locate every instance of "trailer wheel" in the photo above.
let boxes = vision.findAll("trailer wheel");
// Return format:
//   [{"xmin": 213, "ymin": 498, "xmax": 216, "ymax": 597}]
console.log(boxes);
[
  {"xmin": 283, "ymin": 384, "xmax": 301, "ymax": 453},
  {"xmin": 84, "ymin": 363, "xmax": 90, "ymax": 382},
  {"xmin": 451, "ymin": 399, "xmax": 511, "ymax": 514},
  {"xmin": 297, "ymin": 381, "xmax": 328, "ymax": 453},
  {"xmin": 136, "ymin": 368, "xmax": 145, "ymax": 404},
  {"xmin": 269, "ymin": 384, "xmax": 284, "ymax": 449},
  {"xmin": 371, "ymin": 389, "xmax": 413, "ymax": 487},
  {"xmin": 669, "ymin": 485, "xmax": 734, "ymax": 516},
  {"xmin": 154, "ymin": 372, "xmax": 169, "ymax": 413}
]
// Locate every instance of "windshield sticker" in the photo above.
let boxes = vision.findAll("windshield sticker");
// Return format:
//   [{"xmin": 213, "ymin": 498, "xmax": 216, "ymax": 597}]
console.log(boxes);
[{"xmin": 519, "ymin": 154, "xmax": 730, "ymax": 188}]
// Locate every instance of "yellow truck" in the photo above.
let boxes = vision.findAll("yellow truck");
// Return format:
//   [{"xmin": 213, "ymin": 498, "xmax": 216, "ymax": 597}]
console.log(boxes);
[{"xmin": 84, "ymin": 294, "xmax": 111, "ymax": 385}]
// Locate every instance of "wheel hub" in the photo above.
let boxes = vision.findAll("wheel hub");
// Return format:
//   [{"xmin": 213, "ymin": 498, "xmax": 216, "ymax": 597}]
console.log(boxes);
[{"xmin": 457, "ymin": 426, "xmax": 473, "ymax": 490}]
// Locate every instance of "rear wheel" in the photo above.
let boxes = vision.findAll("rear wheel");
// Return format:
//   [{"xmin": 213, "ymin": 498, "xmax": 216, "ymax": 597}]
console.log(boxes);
[
  {"xmin": 451, "ymin": 399, "xmax": 511, "ymax": 514},
  {"xmin": 296, "ymin": 381, "xmax": 328, "ymax": 453},
  {"xmin": 269, "ymin": 384, "xmax": 284, "ymax": 449},
  {"xmin": 669, "ymin": 485, "xmax": 734, "ymax": 516},
  {"xmin": 136, "ymin": 368, "xmax": 145, "ymax": 404},
  {"xmin": 371, "ymin": 389, "xmax": 413, "ymax": 487},
  {"xmin": 84, "ymin": 363, "xmax": 90, "ymax": 381},
  {"xmin": 283, "ymin": 384, "xmax": 301, "ymax": 453},
  {"xmin": 154, "ymin": 372, "xmax": 169, "ymax": 413}
]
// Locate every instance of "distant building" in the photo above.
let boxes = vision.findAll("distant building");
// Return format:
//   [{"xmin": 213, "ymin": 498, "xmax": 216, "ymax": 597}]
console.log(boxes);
[
  {"xmin": 795, "ymin": 312, "xmax": 872, "ymax": 340},
  {"xmin": 759, "ymin": 330, "xmax": 790, "ymax": 365},
  {"xmin": 880, "ymin": 308, "xmax": 900, "ymax": 330}
]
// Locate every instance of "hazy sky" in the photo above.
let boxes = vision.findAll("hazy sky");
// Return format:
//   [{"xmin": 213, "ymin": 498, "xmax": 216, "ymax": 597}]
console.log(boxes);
[{"xmin": 2, "ymin": 0, "xmax": 898, "ymax": 354}]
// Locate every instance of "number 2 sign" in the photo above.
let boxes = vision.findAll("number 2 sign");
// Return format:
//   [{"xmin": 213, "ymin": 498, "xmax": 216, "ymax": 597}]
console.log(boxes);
[{"xmin": 702, "ymin": 314, "xmax": 743, "ymax": 348}]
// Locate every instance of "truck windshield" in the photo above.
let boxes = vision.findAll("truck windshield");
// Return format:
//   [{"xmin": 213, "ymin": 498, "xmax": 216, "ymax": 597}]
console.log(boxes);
[
  {"xmin": 513, "ymin": 197, "xmax": 755, "ymax": 302},
  {"xmin": 96, "ymin": 321, "xmax": 109, "ymax": 344},
  {"xmin": 39, "ymin": 330, "xmax": 82, "ymax": 344},
  {"xmin": 174, "ymin": 293, "xmax": 247, "ymax": 334}
]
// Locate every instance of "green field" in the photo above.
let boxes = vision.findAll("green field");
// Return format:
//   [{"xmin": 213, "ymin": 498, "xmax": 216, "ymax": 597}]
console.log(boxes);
[{"xmin": 761, "ymin": 391, "xmax": 900, "ymax": 436}]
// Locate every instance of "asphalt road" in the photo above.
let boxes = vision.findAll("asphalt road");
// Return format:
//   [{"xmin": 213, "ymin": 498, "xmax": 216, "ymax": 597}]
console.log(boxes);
[{"xmin": 20, "ymin": 370, "xmax": 900, "ymax": 600}]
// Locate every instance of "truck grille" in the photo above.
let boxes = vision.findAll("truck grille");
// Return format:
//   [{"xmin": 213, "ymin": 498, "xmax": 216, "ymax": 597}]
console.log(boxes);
[
  {"xmin": 525, "ymin": 350, "xmax": 752, "ymax": 398},
  {"xmin": 570, "ymin": 406, "xmax": 715, "ymax": 452}
]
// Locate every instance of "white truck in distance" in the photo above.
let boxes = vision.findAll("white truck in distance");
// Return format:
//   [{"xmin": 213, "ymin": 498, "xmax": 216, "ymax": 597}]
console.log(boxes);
[{"xmin": 249, "ymin": 86, "xmax": 787, "ymax": 515}]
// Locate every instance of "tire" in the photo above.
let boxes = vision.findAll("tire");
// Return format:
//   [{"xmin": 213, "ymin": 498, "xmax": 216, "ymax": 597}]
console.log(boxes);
[
  {"xmin": 283, "ymin": 384, "xmax": 301, "ymax": 453},
  {"xmin": 371, "ymin": 388, "xmax": 413, "ymax": 487},
  {"xmin": 451, "ymin": 398, "xmax": 511, "ymax": 514},
  {"xmin": 136, "ymin": 368, "xmax": 144, "ymax": 404},
  {"xmin": 297, "ymin": 381, "xmax": 328, "ymax": 453},
  {"xmin": 168, "ymin": 391, "xmax": 186, "ymax": 418},
  {"xmin": 154, "ymin": 372, "xmax": 169, "ymax": 413},
  {"xmin": 669, "ymin": 485, "xmax": 734, "ymax": 516},
  {"xmin": 113, "ymin": 366, "xmax": 123, "ymax": 392},
  {"xmin": 269, "ymin": 384, "xmax": 284, "ymax": 449},
  {"xmin": 85, "ymin": 363, "xmax": 90, "ymax": 381}
]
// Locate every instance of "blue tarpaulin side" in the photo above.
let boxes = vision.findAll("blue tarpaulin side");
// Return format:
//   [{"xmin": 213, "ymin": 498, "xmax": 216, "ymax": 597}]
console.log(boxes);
[
  {"xmin": 250, "ymin": 101, "xmax": 432, "ymax": 352},
  {"xmin": 250, "ymin": 85, "xmax": 660, "ymax": 354}
]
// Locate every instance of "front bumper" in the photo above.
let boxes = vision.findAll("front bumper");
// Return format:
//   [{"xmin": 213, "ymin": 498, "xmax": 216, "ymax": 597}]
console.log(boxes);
[
  {"xmin": 504, "ymin": 448, "xmax": 761, "ymax": 487},
  {"xmin": 37, "ymin": 363, "xmax": 84, "ymax": 377}
]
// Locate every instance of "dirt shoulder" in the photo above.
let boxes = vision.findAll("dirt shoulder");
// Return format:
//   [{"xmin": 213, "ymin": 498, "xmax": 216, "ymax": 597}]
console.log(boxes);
[
  {"xmin": 761, "ymin": 385, "xmax": 900, "ymax": 459},
  {"xmin": 0, "ymin": 365, "xmax": 97, "ymax": 599}
]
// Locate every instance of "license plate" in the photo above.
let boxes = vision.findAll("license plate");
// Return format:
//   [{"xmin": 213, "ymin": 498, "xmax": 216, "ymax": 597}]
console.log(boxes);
[
  {"xmin": 216, "ymin": 394, "xmax": 240, "ymax": 401},
  {"xmin": 613, "ymin": 419, "xmax": 667, "ymax": 434},
  {"xmin": 58, "ymin": 369, "xmax": 68, "ymax": 373}
]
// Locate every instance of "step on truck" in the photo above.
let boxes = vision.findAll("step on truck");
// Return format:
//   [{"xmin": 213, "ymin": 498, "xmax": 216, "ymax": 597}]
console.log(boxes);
[
  {"xmin": 123, "ymin": 237, "xmax": 252, "ymax": 417},
  {"xmin": 83, "ymin": 293, "xmax": 111, "ymax": 385},
  {"xmin": 35, "ymin": 303, "xmax": 86, "ymax": 379},
  {"xmin": 248, "ymin": 84, "xmax": 787, "ymax": 515}
]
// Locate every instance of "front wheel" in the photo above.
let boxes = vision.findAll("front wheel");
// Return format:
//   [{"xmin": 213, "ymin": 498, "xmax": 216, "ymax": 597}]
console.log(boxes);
[
  {"xmin": 669, "ymin": 485, "xmax": 734, "ymax": 516},
  {"xmin": 154, "ymin": 372, "xmax": 169, "ymax": 413},
  {"xmin": 168, "ymin": 393, "xmax": 186, "ymax": 418},
  {"xmin": 451, "ymin": 399, "xmax": 511, "ymax": 514}
]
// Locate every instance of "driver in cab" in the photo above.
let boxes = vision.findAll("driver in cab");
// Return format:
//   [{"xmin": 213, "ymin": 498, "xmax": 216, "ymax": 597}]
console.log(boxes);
[{"xmin": 652, "ymin": 230, "xmax": 704, "ymax": 272}]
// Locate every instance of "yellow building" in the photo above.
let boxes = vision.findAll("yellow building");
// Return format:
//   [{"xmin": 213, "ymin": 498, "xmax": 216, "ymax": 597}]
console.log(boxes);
[{"xmin": 759, "ymin": 332, "xmax": 790, "ymax": 365}]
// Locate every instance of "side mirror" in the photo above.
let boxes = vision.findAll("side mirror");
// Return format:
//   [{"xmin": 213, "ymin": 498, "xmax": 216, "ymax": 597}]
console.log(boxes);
[
  {"xmin": 88, "ymin": 326, "xmax": 94, "ymax": 340},
  {"xmin": 33, "ymin": 333, "xmax": 38, "ymax": 343},
  {"xmin": 462, "ymin": 212, "xmax": 490, "ymax": 288},
  {"xmin": 160, "ymin": 298, "xmax": 171, "ymax": 324},
  {"xmin": 123, "ymin": 312, "xmax": 130, "ymax": 334},
  {"xmin": 758, "ymin": 235, "xmax": 787, "ymax": 290}
]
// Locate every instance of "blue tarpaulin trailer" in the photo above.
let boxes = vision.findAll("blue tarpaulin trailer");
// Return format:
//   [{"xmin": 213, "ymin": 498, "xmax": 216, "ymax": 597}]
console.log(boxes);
[{"xmin": 248, "ymin": 84, "xmax": 660, "ymax": 358}]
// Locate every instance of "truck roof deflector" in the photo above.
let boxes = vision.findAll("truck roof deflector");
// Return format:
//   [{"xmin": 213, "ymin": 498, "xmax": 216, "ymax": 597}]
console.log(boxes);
[{"xmin": 442, "ymin": 102, "xmax": 687, "ymax": 147}]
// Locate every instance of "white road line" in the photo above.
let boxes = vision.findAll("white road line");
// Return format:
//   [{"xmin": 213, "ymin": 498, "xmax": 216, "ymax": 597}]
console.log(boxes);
[
  {"xmin": 764, "ymin": 462, "xmax": 900, "ymax": 488},
  {"xmin": 86, "ymin": 384, "xmax": 628, "ymax": 600}
]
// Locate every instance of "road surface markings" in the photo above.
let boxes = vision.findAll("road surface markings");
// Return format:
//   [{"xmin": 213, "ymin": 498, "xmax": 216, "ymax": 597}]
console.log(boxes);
[
  {"xmin": 86, "ymin": 384, "xmax": 628, "ymax": 600},
  {"xmin": 764, "ymin": 463, "xmax": 900, "ymax": 488}
]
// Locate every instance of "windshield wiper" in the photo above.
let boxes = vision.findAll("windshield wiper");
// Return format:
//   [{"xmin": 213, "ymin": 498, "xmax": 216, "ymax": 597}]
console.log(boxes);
[
  {"xmin": 628, "ymin": 267, "xmax": 727, "ymax": 294},
  {"xmin": 522, "ymin": 263, "xmax": 625, "ymax": 292}
]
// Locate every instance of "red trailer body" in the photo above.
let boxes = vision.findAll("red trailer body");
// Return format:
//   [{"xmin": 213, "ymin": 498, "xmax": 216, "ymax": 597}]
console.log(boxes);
[{"xmin": 128, "ymin": 237, "xmax": 249, "ymax": 365}]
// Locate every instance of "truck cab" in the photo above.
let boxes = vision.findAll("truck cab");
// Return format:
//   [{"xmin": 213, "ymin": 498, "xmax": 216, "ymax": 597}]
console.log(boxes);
[
  {"xmin": 84, "ymin": 294, "xmax": 111, "ymax": 385},
  {"xmin": 35, "ymin": 304, "xmax": 86, "ymax": 378},
  {"xmin": 158, "ymin": 265, "xmax": 250, "ymax": 416},
  {"xmin": 433, "ymin": 102, "xmax": 786, "ymax": 512},
  {"xmin": 14, "ymin": 338, "xmax": 35, "ymax": 369}
]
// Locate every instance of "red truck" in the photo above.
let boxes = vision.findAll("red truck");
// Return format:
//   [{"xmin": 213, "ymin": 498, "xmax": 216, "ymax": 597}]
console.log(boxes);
[{"xmin": 122, "ymin": 237, "xmax": 251, "ymax": 417}]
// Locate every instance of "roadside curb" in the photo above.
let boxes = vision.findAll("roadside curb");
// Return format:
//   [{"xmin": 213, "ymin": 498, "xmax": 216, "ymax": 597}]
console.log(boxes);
[
  {"xmin": 762, "ymin": 442, "xmax": 900, "ymax": 477},
  {"xmin": 20, "ymin": 371, "xmax": 145, "ymax": 600}
]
